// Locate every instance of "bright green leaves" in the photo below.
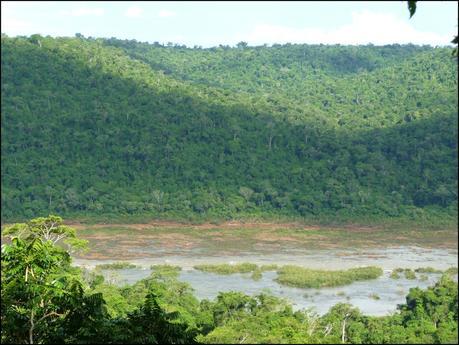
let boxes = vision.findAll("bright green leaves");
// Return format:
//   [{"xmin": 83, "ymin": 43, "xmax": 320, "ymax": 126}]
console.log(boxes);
[
  {"xmin": 1, "ymin": 217, "xmax": 110, "ymax": 344},
  {"xmin": 1, "ymin": 216, "xmax": 95, "ymax": 343},
  {"xmin": 1, "ymin": 237, "xmax": 75, "ymax": 343},
  {"xmin": 3, "ymin": 215, "xmax": 88, "ymax": 253}
]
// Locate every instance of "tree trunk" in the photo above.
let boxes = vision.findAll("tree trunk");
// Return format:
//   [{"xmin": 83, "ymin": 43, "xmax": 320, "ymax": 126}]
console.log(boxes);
[
  {"xmin": 341, "ymin": 314, "xmax": 350, "ymax": 343},
  {"xmin": 29, "ymin": 310, "xmax": 34, "ymax": 344}
]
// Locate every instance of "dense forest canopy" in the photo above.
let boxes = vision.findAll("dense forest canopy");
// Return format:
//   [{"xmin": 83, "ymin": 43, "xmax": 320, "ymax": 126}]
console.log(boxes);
[{"xmin": 1, "ymin": 34, "xmax": 457, "ymax": 222}]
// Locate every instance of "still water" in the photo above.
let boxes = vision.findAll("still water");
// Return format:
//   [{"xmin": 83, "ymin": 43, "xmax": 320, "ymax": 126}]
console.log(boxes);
[{"xmin": 73, "ymin": 245, "xmax": 458, "ymax": 316}]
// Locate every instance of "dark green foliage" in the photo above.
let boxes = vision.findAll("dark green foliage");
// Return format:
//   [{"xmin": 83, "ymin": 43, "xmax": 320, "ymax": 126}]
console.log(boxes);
[
  {"xmin": 1, "ymin": 231, "xmax": 107, "ymax": 344},
  {"xmin": 109, "ymin": 292, "xmax": 197, "ymax": 344},
  {"xmin": 396, "ymin": 275, "xmax": 458, "ymax": 344},
  {"xmin": 1, "ymin": 35, "xmax": 457, "ymax": 222},
  {"xmin": 198, "ymin": 276, "xmax": 459, "ymax": 344},
  {"xmin": 408, "ymin": 1, "xmax": 417, "ymax": 18},
  {"xmin": 1, "ymin": 217, "xmax": 203, "ymax": 344}
]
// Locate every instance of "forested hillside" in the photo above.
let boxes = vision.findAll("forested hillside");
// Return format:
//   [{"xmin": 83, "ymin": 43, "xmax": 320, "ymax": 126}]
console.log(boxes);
[{"xmin": 1, "ymin": 35, "xmax": 457, "ymax": 222}]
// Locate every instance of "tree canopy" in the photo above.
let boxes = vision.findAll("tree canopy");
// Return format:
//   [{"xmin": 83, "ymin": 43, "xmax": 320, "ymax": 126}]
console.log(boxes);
[{"xmin": 1, "ymin": 35, "xmax": 457, "ymax": 223}]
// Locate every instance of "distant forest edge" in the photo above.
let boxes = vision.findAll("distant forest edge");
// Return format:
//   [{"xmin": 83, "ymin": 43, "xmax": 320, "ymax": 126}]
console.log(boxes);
[{"xmin": 1, "ymin": 34, "xmax": 457, "ymax": 223}]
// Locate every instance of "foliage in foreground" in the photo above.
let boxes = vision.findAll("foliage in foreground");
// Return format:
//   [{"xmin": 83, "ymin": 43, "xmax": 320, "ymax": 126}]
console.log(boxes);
[{"xmin": 1, "ymin": 216, "xmax": 458, "ymax": 344}]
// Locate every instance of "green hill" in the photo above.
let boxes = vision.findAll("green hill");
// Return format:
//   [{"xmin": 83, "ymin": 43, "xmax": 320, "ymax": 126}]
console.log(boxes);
[{"xmin": 1, "ymin": 35, "xmax": 457, "ymax": 222}]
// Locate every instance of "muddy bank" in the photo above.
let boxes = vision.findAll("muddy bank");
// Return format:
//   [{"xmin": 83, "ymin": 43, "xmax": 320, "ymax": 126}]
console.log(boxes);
[
  {"xmin": 73, "ymin": 245, "xmax": 458, "ymax": 272},
  {"xmin": 71, "ymin": 223, "xmax": 458, "ymax": 316},
  {"xmin": 73, "ymin": 223, "xmax": 458, "ymax": 262}
]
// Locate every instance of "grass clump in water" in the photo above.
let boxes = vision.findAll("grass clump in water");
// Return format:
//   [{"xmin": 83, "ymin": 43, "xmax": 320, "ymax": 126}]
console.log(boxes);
[
  {"xmin": 259, "ymin": 264, "xmax": 278, "ymax": 271},
  {"xmin": 369, "ymin": 293, "xmax": 380, "ymax": 300},
  {"xmin": 150, "ymin": 264, "xmax": 182, "ymax": 278},
  {"xmin": 415, "ymin": 267, "xmax": 442, "ymax": 274},
  {"xmin": 150, "ymin": 264, "xmax": 182, "ymax": 272},
  {"xmin": 275, "ymin": 266, "xmax": 383, "ymax": 289},
  {"xmin": 251, "ymin": 269, "xmax": 263, "ymax": 281},
  {"xmin": 444, "ymin": 267, "xmax": 458, "ymax": 275},
  {"xmin": 392, "ymin": 268, "xmax": 417, "ymax": 280},
  {"xmin": 390, "ymin": 271, "xmax": 401, "ymax": 279},
  {"xmin": 404, "ymin": 269, "xmax": 416, "ymax": 280},
  {"xmin": 95, "ymin": 262, "xmax": 138, "ymax": 270},
  {"xmin": 194, "ymin": 262, "xmax": 258, "ymax": 275}
]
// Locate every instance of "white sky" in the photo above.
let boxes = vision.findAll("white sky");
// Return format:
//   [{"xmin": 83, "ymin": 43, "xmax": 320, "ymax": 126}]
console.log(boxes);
[{"xmin": 1, "ymin": 1, "xmax": 458, "ymax": 47}]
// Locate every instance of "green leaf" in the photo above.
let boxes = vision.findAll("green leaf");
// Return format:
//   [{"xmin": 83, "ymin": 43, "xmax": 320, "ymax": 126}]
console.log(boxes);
[{"xmin": 408, "ymin": 1, "xmax": 417, "ymax": 18}]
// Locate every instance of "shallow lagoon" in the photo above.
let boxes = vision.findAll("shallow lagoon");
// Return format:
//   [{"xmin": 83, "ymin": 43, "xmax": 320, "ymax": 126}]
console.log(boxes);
[
  {"xmin": 72, "ymin": 225, "xmax": 458, "ymax": 317},
  {"xmin": 74, "ymin": 245, "xmax": 458, "ymax": 270},
  {"xmin": 178, "ymin": 269, "xmax": 451, "ymax": 316},
  {"xmin": 87, "ymin": 266, "xmax": 455, "ymax": 316},
  {"xmin": 74, "ymin": 246, "xmax": 458, "ymax": 317}
]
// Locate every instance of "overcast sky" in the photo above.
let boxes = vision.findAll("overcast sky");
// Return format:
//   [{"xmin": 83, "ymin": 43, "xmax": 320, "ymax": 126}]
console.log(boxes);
[{"xmin": 2, "ymin": 1, "xmax": 457, "ymax": 47}]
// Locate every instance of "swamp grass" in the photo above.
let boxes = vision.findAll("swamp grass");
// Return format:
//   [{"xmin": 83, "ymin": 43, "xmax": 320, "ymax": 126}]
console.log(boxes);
[
  {"xmin": 389, "ymin": 266, "xmax": 457, "ymax": 281},
  {"xmin": 193, "ymin": 263, "xmax": 384, "ymax": 287},
  {"xmin": 95, "ymin": 262, "xmax": 139, "ymax": 270},
  {"xmin": 389, "ymin": 268, "xmax": 417, "ymax": 280},
  {"xmin": 404, "ymin": 269, "xmax": 416, "ymax": 280},
  {"xmin": 414, "ymin": 267, "xmax": 443, "ymax": 274},
  {"xmin": 369, "ymin": 293, "xmax": 381, "ymax": 300},
  {"xmin": 444, "ymin": 267, "xmax": 458, "ymax": 275},
  {"xmin": 150, "ymin": 264, "xmax": 182, "ymax": 278},
  {"xmin": 390, "ymin": 271, "xmax": 401, "ymax": 279},
  {"xmin": 193, "ymin": 263, "xmax": 258, "ymax": 275},
  {"xmin": 193, "ymin": 263, "xmax": 279, "ymax": 276},
  {"xmin": 150, "ymin": 264, "xmax": 182, "ymax": 272},
  {"xmin": 274, "ymin": 266, "xmax": 383, "ymax": 288}
]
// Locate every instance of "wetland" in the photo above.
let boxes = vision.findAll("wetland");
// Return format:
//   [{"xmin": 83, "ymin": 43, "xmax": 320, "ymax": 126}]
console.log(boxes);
[{"xmin": 71, "ymin": 221, "xmax": 458, "ymax": 316}]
